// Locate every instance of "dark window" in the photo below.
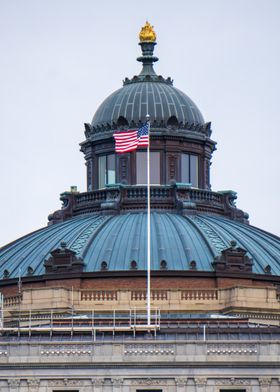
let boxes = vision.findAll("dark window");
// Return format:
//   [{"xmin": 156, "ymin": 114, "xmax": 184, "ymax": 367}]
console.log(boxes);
[
  {"xmin": 220, "ymin": 390, "xmax": 246, "ymax": 392},
  {"xmin": 98, "ymin": 154, "xmax": 116, "ymax": 188},
  {"xmin": 136, "ymin": 152, "xmax": 160, "ymax": 184},
  {"xmin": 137, "ymin": 390, "xmax": 162, "ymax": 392},
  {"xmin": 167, "ymin": 115, "xmax": 179, "ymax": 127},
  {"xmin": 181, "ymin": 153, "xmax": 198, "ymax": 187}
]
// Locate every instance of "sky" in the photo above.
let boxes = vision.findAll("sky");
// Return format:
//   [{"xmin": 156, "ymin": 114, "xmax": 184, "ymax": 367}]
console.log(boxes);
[{"xmin": 0, "ymin": 0, "xmax": 280, "ymax": 246}]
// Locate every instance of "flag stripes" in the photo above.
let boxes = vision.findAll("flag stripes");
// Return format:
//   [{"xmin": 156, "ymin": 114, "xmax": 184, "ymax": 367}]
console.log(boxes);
[{"xmin": 113, "ymin": 123, "xmax": 149, "ymax": 153}]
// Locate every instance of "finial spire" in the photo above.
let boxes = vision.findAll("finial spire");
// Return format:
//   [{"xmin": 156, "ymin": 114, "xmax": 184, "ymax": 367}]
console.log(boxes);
[
  {"xmin": 137, "ymin": 21, "xmax": 158, "ymax": 77},
  {"xmin": 139, "ymin": 21, "xmax": 157, "ymax": 42}
]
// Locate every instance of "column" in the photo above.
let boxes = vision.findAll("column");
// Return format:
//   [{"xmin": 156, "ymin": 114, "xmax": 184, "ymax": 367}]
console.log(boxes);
[
  {"xmin": 175, "ymin": 377, "xmax": 188, "ymax": 392},
  {"xmin": 195, "ymin": 377, "xmax": 207, "ymax": 392}
]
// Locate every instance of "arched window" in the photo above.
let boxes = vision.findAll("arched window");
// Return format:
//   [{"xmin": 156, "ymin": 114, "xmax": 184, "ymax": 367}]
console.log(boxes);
[
  {"xmin": 117, "ymin": 116, "xmax": 129, "ymax": 127},
  {"xmin": 167, "ymin": 115, "xmax": 179, "ymax": 127}
]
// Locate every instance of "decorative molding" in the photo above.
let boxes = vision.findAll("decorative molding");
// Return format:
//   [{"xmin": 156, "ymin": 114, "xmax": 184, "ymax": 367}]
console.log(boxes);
[
  {"xmin": 27, "ymin": 378, "xmax": 40, "ymax": 391},
  {"xmin": 207, "ymin": 343, "xmax": 258, "ymax": 355},
  {"xmin": 195, "ymin": 377, "xmax": 207, "ymax": 386},
  {"xmin": 188, "ymin": 215, "xmax": 227, "ymax": 252},
  {"xmin": 48, "ymin": 379, "xmax": 83, "ymax": 387},
  {"xmin": 70, "ymin": 216, "xmax": 107, "ymax": 254},
  {"xmin": 8, "ymin": 379, "xmax": 21, "ymax": 388},
  {"xmin": 91, "ymin": 378, "xmax": 105, "ymax": 386},
  {"xmin": 111, "ymin": 378, "xmax": 124, "ymax": 386},
  {"xmin": 259, "ymin": 377, "xmax": 271, "ymax": 386},
  {"xmin": 44, "ymin": 241, "xmax": 84, "ymax": 273},
  {"xmin": 212, "ymin": 240, "xmax": 253, "ymax": 273},
  {"xmin": 124, "ymin": 343, "xmax": 174, "ymax": 356},
  {"xmin": 131, "ymin": 378, "xmax": 168, "ymax": 386},
  {"xmin": 215, "ymin": 378, "xmax": 250, "ymax": 386},
  {"xmin": 41, "ymin": 345, "xmax": 92, "ymax": 356},
  {"xmin": 175, "ymin": 377, "xmax": 188, "ymax": 386}
]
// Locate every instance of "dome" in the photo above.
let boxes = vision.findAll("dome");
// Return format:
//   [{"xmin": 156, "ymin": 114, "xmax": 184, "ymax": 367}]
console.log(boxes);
[
  {"xmin": 91, "ymin": 81, "xmax": 204, "ymax": 128},
  {"xmin": 1, "ymin": 212, "xmax": 280, "ymax": 278},
  {"xmin": 91, "ymin": 29, "xmax": 204, "ymax": 129}
]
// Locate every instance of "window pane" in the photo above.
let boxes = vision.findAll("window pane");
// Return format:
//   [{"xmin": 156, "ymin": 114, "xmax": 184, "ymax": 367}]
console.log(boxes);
[
  {"xmin": 150, "ymin": 152, "xmax": 160, "ymax": 184},
  {"xmin": 181, "ymin": 154, "xmax": 190, "ymax": 183},
  {"xmin": 107, "ymin": 154, "xmax": 116, "ymax": 184},
  {"xmin": 136, "ymin": 152, "xmax": 147, "ymax": 184},
  {"xmin": 98, "ymin": 155, "xmax": 106, "ymax": 188},
  {"xmin": 136, "ymin": 152, "xmax": 160, "ymax": 185},
  {"xmin": 190, "ymin": 155, "xmax": 198, "ymax": 187}
]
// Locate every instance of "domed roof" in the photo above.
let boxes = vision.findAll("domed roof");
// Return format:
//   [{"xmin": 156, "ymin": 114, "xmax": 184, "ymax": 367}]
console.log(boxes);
[
  {"xmin": 1, "ymin": 212, "xmax": 280, "ymax": 278},
  {"xmin": 91, "ymin": 81, "xmax": 204, "ymax": 128},
  {"xmin": 91, "ymin": 27, "xmax": 204, "ymax": 129}
]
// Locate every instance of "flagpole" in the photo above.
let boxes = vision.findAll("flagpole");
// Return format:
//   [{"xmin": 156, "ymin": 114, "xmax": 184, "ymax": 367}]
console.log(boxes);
[{"xmin": 146, "ymin": 114, "xmax": 151, "ymax": 326}]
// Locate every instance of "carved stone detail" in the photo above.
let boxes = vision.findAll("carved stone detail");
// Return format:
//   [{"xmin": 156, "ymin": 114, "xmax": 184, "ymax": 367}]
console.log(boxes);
[
  {"xmin": 8, "ymin": 379, "xmax": 21, "ymax": 388},
  {"xmin": 207, "ymin": 343, "xmax": 257, "ymax": 355},
  {"xmin": 195, "ymin": 377, "xmax": 207, "ymax": 386},
  {"xmin": 91, "ymin": 378, "xmax": 105, "ymax": 386},
  {"xmin": 111, "ymin": 378, "xmax": 124, "ymax": 386},
  {"xmin": 168, "ymin": 154, "xmax": 177, "ymax": 181},
  {"xmin": 215, "ymin": 378, "xmax": 250, "ymax": 386},
  {"xmin": 212, "ymin": 240, "xmax": 253, "ymax": 273},
  {"xmin": 175, "ymin": 377, "xmax": 188, "ymax": 386},
  {"xmin": 27, "ymin": 378, "xmax": 40, "ymax": 391},
  {"xmin": 124, "ymin": 343, "xmax": 174, "ymax": 356},
  {"xmin": 44, "ymin": 241, "xmax": 84, "ymax": 274},
  {"xmin": 48, "ymin": 379, "xmax": 83, "ymax": 387},
  {"xmin": 259, "ymin": 377, "xmax": 271, "ymax": 386},
  {"xmin": 41, "ymin": 344, "xmax": 92, "ymax": 356},
  {"xmin": 131, "ymin": 378, "xmax": 168, "ymax": 385}
]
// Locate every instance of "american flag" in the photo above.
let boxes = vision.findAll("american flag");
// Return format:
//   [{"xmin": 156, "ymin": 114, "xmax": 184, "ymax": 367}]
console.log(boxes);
[{"xmin": 113, "ymin": 122, "xmax": 149, "ymax": 153}]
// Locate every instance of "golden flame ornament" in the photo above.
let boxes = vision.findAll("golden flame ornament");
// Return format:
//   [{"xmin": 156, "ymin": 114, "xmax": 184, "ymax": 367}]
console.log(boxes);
[{"xmin": 139, "ymin": 21, "xmax": 157, "ymax": 42}]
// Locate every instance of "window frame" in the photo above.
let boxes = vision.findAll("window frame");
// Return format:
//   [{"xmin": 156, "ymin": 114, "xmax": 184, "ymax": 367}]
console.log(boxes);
[
  {"xmin": 181, "ymin": 153, "xmax": 198, "ymax": 187},
  {"xmin": 98, "ymin": 153, "xmax": 116, "ymax": 188}
]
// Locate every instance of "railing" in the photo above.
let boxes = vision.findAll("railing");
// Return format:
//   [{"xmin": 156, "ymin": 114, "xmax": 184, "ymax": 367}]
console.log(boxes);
[
  {"xmin": 131, "ymin": 290, "xmax": 168, "ymax": 301},
  {"xmin": 188, "ymin": 189, "xmax": 223, "ymax": 204},
  {"xmin": 75, "ymin": 190, "xmax": 108, "ymax": 205},
  {"xmin": 73, "ymin": 186, "xmax": 226, "ymax": 211},
  {"xmin": 3, "ymin": 295, "xmax": 22, "ymax": 307},
  {"xmin": 125, "ymin": 186, "xmax": 172, "ymax": 199},
  {"xmin": 81, "ymin": 291, "xmax": 118, "ymax": 301},
  {"xmin": 0, "ymin": 308, "xmax": 161, "ymax": 336},
  {"xmin": 181, "ymin": 289, "xmax": 218, "ymax": 301}
]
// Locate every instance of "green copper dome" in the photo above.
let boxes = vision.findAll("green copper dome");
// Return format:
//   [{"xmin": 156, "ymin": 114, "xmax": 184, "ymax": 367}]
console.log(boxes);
[
  {"xmin": 91, "ymin": 82, "xmax": 204, "ymax": 128},
  {"xmin": 1, "ymin": 213, "xmax": 280, "ymax": 278},
  {"xmin": 91, "ymin": 33, "xmax": 204, "ymax": 129}
]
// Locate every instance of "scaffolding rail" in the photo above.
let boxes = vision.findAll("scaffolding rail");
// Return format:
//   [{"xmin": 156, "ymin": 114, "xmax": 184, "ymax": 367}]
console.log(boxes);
[{"xmin": 0, "ymin": 294, "xmax": 160, "ymax": 338}]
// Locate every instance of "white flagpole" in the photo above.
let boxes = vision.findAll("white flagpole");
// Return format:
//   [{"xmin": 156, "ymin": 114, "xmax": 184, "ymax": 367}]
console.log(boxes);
[{"xmin": 146, "ymin": 114, "xmax": 151, "ymax": 326}]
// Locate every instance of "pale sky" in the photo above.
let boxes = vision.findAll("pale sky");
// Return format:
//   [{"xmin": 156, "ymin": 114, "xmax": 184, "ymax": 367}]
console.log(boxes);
[{"xmin": 0, "ymin": 0, "xmax": 280, "ymax": 246}]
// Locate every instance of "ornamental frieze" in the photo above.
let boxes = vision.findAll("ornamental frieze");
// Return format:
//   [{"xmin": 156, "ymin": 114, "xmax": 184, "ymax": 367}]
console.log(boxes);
[
  {"xmin": 41, "ymin": 344, "xmax": 92, "ymax": 356},
  {"xmin": 8, "ymin": 379, "xmax": 21, "ymax": 388},
  {"xmin": 259, "ymin": 378, "xmax": 271, "ymax": 386},
  {"xmin": 124, "ymin": 343, "xmax": 174, "ymax": 356},
  {"xmin": 48, "ymin": 379, "xmax": 83, "ymax": 387},
  {"xmin": 175, "ymin": 377, "xmax": 188, "ymax": 386},
  {"xmin": 27, "ymin": 378, "xmax": 40, "ymax": 391},
  {"xmin": 195, "ymin": 377, "xmax": 207, "ymax": 386},
  {"xmin": 207, "ymin": 343, "xmax": 258, "ymax": 355},
  {"xmin": 215, "ymin": 378, "xmax": 250, "ymax": 386},
  {"xmin": 131, "ymin": 378, "xmax": 168, "ymax": 385},
  {"xmin": 91, "ymin": 378, "xmax": 105, "ymax": 386}
]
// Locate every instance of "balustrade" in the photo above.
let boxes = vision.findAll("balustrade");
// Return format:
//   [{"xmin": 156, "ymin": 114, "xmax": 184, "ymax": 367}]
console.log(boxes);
[
  {"xmin": 181, "ymin": 289, "xmax": 218, "ymax": 301},
  {"xmin": 4, "ymin": 295, "xmax": 22, "ymax": 307},
  {"xmin": 81, "ymin": 291, "xmax": 118, "ymax": 301}
]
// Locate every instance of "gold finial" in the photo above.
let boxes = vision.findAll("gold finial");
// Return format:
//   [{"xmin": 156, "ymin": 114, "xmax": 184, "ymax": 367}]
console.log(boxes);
[{"xmin": 139, "ymin": 21, "xmax": 156, "ymax": 42}]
